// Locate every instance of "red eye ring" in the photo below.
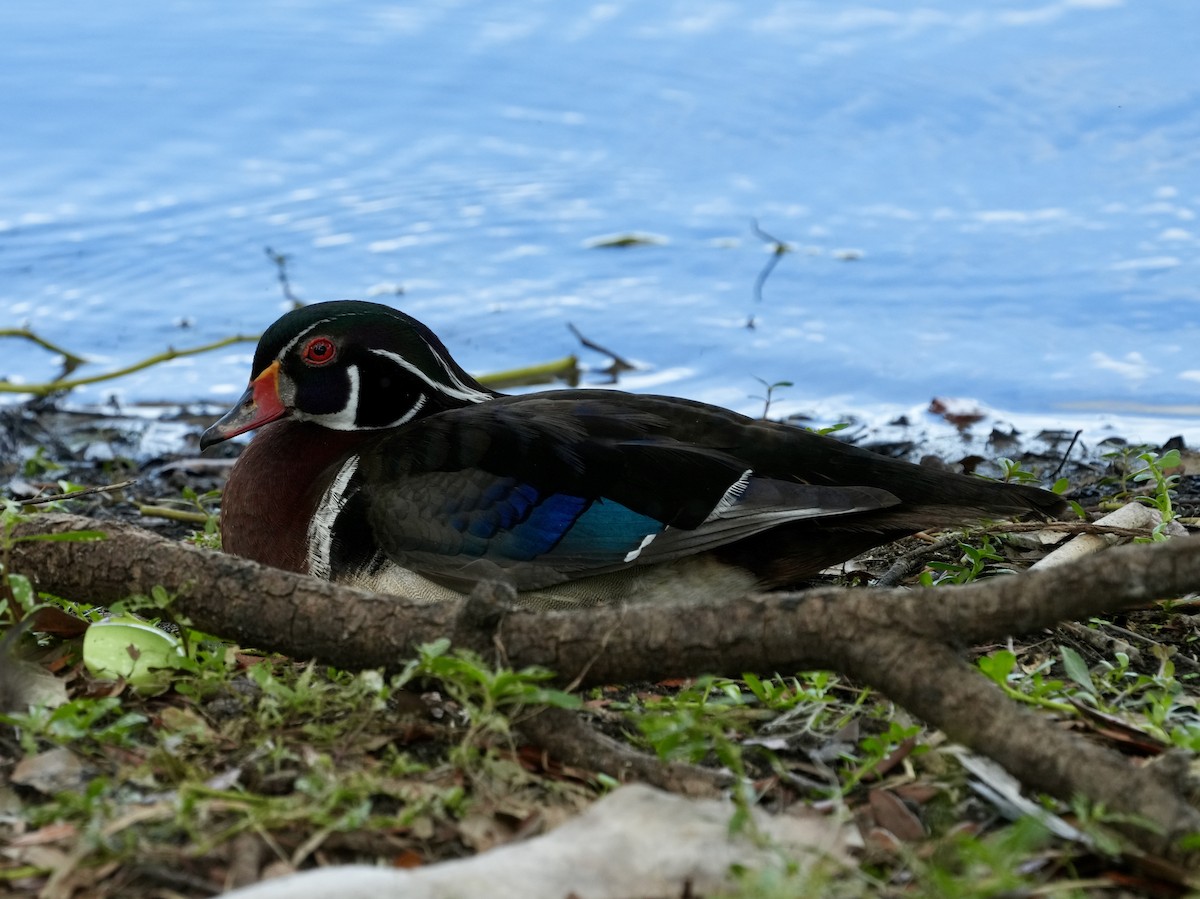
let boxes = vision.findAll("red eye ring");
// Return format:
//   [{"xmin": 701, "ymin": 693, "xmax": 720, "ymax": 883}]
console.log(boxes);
[{"xmin": 302, "ymin": 336, "xmax": 337, "ymax": 366}]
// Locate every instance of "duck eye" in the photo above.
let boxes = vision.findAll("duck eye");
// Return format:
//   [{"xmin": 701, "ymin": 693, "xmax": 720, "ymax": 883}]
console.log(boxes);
[{"xmin": 302, "ymin": 337, "xmax": 337, "ymax": 366}]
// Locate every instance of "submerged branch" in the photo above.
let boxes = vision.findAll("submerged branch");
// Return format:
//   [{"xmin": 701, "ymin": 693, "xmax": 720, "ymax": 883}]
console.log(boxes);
[
  {"xmin": 477, "ymin": 355, "xmax": 580, "ymax": 390},
  {"xmin": 0, "ymin": 328, "xmax": 89, "ymax": 367},
  {"xmin": 0, "ymin": 334, "xmax": 259, "ymax": 397},
  {"xmin": 1, "ymin": 331, "xmax": 578, "ymax": 398}
]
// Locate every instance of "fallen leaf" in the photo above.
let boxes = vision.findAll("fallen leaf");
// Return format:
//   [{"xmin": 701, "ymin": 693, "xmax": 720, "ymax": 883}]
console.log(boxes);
[
  {"xmin": 891, "ymin": 782, "xmax": 940, "ymax": 804},
  {"xmin": 217, "ymin": 785, "xmax": 857, "ymax": 899},
  {"xmin": 1068, "ymin": 698, "xmax": 1167, "ymax": 755},
  {"xmin": 868, "ymin": 789, "xmax": 925, "ymax": 842},
  {"xmin": 6, "ymin": 822, "xmax": 78, "ymax": 847},
  {"xmin": 392, "ymin": 848, "xmax": 424, "ymax": 869},
  {"xmin": 11, "ymin": 748, "xmax": 87, "ymax": 795},
  {"xmin": 0, "ymin": 843, "xmax": 70, "ymax": 874},
  {"xmin": 929, "ymin": 397, "xmax": 986, "ymax": 430},
  {"xmin": 28, "ymin": 606, "xmax": 90, "ymax": 639},
  {"xmin": 458, "ymin": 810, "xmax": 518, "ymax": 853},
  {"xmin": 863, "ymin": 825, "xmax": 904, "ymax": 855}
]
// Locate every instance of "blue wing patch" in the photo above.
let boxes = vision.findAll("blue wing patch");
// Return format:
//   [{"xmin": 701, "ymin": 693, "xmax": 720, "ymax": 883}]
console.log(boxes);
[
  {"xmin": 538, "ymin": 497, "xmax": 664, "ymax": 561},
  {"xmin": 489, "ymin": 492, "xmax": 590, "ymax": 560},
  {"xmin": 443, "ymin": 479, "xmax": 664, "ymax": 565}
]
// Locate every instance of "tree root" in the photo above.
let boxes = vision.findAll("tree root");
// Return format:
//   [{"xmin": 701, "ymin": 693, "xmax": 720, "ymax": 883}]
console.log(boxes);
[{"xmin": 10, "ymin": 512, "xmax": 1200, "ymax": 861}]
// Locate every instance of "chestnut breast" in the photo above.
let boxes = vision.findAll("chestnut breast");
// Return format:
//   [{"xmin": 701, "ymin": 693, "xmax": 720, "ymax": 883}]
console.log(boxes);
[{"xmin": 219, "ymin": 421, "xmax": 373, "ymax": 573}]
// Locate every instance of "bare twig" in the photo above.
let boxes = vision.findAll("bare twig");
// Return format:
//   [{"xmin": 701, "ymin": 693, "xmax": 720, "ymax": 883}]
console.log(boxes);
[
  {"xmin": 874, "ymin": 533, "xmax": 961, "ymax": 587},
  {"xmin": 265, "ymin": 246, "xmax": 303, "ymax": 307},
  {"xmin": 518, "ymin": 707, "xmax": 730, "ymax": 796},
  {"xmin": 0, "ymin": 328, "xmax": 576, "ymax": 401},
  {"xmin": 0, "ymin": 335, "xmax": 260, "ymax": 397},
  {"xmin": 137, "ymin": 504, "xmax": 211, "ymax": 525},
  {"xmin": 748, "ymin": 219, "xmax": 794, "ymax": 327},
  {"xmin": 977, "ymin": 520, "xmax": 1152, "ymax": 537},
  {"xmin": 476, "ymin": 356, "xmax": 581, "ymax": 390},
  {"xmin": 1050, "ymin": 429, "xmax": 1083, "ymax": 482},
  {"xmin": 19, "ymin": 479, "xmax": 138, "ymax": 507},
  {"xmin": 566, "ymin": 323, "xmax": 635, "ymax": 380},
  {"xmin": 0, "ymin": 328, "xmax": 89, "ymax": 372}
]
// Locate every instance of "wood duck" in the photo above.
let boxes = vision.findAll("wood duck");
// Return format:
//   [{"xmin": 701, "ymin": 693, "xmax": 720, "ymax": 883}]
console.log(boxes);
[{"xmin": 200, "ymin": 300, "xmax": 1065, "ymax": 607}]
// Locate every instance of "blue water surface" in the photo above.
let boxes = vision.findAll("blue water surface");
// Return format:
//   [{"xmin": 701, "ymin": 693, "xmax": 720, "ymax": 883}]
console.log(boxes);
[{"xmin": 2, "ymin": 1, "xmax": 1198, "ymax": 442}]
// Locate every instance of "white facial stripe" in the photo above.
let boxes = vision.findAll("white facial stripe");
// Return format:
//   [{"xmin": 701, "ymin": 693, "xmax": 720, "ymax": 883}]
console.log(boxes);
[
  {"xmin": 307, "ymin": 455, "xmax": 360, "ymax": 579},
  {"xmin": 368, "ymin": 348, "xmax": 491, "ymax": 404},
  {"xmin": 296, "ymin": 363, "xmax": 361, "ymax": 430},
  {"xmin": 280, "ymin": 316, "xmax": 338, "ymax": 357},
  {"xmin": 276, "ymin": 311, "xmax": 483, "ymax": 429},
  {"xmin": 277, "ymin": 308, "xmax": 379, "ymax": 361},
  {"xmin": 344, "ymin": 364, "xmax": 361, "ymax": 424},
  {"xmin": 392, "ymin": 392, "xmax": 428, "ymax": 427},
  {"xmin": 298, "ymin": 364, "xmax": 427, "ymax": 431}
]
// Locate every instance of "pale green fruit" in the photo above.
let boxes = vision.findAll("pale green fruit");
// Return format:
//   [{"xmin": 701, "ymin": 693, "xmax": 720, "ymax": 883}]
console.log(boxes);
[{"xmin": 83, "ymin": 616, "xmax": 185, "ymax": 692}]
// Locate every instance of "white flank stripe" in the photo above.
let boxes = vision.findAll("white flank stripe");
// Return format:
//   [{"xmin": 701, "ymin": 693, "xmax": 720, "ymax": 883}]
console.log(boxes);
[
  {"xmin": 705, "ymin": 469, "xmax": 753, "ymax": 522},
  {"xmin": 624, "ymin": 532, "xmax": 658, "ymax": 563},
  {"xmin": 307, "ymin": 456, "xmax": 360, "ymax": 579}
]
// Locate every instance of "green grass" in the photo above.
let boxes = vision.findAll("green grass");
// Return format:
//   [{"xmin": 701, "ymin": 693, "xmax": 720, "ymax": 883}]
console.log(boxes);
[{"xmin": 2, "ymin": 453, "xmax": 1198, "ymax": 896}]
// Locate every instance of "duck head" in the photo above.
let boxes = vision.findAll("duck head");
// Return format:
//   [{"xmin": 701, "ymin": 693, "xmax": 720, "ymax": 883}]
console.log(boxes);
[{"xmin": 200, "ymin": 301, "xmax": 494, "ymax": 449}]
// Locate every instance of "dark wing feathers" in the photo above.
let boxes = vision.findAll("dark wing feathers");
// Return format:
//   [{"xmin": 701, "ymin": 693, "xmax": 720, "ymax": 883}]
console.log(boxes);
[
  {"xmin": 366, "ymin": 397, "xmax": 758, "ymax": 525},
  {"xmin": 611, "ymin": 479, "xmax": 899, "ymax": 569},
  {"xmin": 356, "ymin": 390, "xmax": 1062, "ymax": 588},
  {"xmin": 357, "ymin": 394, "xmax": 905, "ymax": 586},
  {"xmin": 549, "ymin": 390, "xmax": 1063, "ymax": 518}
]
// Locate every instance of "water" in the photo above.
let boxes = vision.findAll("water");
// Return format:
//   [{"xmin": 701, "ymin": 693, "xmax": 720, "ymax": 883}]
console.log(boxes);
[{"xmin": 2, "ymin": 1, "xmax": 1198, "ymax": 445}]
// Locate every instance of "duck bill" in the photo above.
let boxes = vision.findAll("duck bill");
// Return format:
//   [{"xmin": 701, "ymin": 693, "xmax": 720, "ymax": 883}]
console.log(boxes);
[{"xmin": 199, "ymin": 361, "xmax": 287, "ymax": 450}]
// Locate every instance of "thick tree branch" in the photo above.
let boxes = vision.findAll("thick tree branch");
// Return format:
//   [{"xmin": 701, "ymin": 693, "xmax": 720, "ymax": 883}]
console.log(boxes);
[
  {"xmin": 10, "ymin": 513, "xmax": 1200, "ymax": 859},
  {"xmin": 17, "ymin": 515, "xmax": 1200, "ymax": 680},
  {"xmin": 842, "ymin": 632, "xmax": 1200, "ymax": 849}
]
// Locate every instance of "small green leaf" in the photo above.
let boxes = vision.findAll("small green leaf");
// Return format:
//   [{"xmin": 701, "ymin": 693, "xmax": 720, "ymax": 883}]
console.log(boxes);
[
  {"xmin": 7, "ymin": 573, "xmax": 35, "ymax": 612},
  {"xmin": 1178, "ymin": 832, "xmax": 1200, "ymax": 851},
  {"xmin": 978, "ymin": 650, "xmax": 1016, "ymax": 686},
  {"xmin": 815, "ymin": 421, "xmax": 850, "ymax": 435},
  {"xmin": 1059, "ymin": 645, "xmax": 1095, "ymax": 694}
]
